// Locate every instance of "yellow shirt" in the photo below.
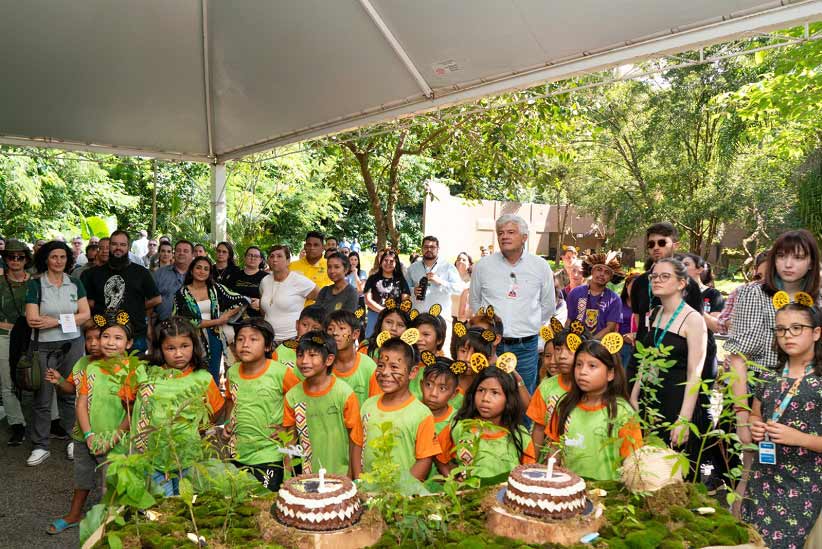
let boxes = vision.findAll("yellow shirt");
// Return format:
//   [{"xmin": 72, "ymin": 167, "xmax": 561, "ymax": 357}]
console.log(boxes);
[{"xmin": 290, "ymin": 257, "xmax": 331, "ymax": 305}]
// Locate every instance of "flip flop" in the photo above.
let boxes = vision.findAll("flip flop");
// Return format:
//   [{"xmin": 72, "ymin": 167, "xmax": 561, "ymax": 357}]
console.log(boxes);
[{"xmin": 46, "ymin": 518, "xmax": 79, "ymax": 535}]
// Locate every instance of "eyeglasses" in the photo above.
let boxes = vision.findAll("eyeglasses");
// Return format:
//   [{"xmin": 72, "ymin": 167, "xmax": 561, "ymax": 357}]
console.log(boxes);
[
  {"xmin": 773, "ymin": 324, "xmax": 814, "ymax": 338},
  {"xmin": 5, "ymin": 254, "xmax": 26, "ymax": 261},
  {"xmin": 647, "ymin": 239, "xmax": 670, "ymax": 249},
  {"xmin": 648, "ymin": 272, "xmax": 673, "ymax": 282}
]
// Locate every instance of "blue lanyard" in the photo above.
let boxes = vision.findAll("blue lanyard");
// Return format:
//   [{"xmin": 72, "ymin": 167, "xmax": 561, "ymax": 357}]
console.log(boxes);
[
  {"xmin": 652, "ymin": 300, "xmax": 685, "ymax": 348},
  {"xmin": 770, "ymin": 364, "xmax": 813, "ymax": 423}
]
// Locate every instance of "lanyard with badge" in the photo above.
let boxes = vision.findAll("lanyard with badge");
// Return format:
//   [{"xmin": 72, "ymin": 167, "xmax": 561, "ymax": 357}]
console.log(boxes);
[{"xmin": 758, "ymin": 363, "xmax": 812, "ymax": 465}]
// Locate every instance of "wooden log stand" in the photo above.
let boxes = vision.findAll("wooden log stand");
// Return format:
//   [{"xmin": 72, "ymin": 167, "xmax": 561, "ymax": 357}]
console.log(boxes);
[{"xmin": 486, "ymin": 490, "xmax": 605, "ymax": 546}]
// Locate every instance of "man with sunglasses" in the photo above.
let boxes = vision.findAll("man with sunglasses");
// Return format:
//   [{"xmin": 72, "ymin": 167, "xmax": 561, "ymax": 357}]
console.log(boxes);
[
  {"xmin": 628, "ymin": 223, "xmax": 703, "ymax": 370},
  {"xmin": 0, "ymin": 240, "xmax": 32, "ymax": 445}
]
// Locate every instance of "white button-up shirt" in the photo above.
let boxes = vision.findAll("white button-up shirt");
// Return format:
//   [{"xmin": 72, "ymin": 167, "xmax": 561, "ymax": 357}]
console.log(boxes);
[
  {"xmin": 469, "ymin": 251, "xmax": 555, "ymax": 337},
  {"xmin": 406, "ymin": 259, "xmax": 464, "ymax": 318}
]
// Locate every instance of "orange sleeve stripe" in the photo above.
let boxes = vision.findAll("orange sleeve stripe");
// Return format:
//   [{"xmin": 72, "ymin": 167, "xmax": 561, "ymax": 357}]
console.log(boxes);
[
  {"xmin": 344, "ymin": 394, "xmax": 364, "ymax": 446},
  {"xmin": 282, "ymin": 399, "xmax": 296, "ymax": 427},
  {"xmin": 78, "ymin": 371, "xmax": 90, "ymax": 396},
  {"xmin": 618, "ymin": 421, "xmax": 643, "ymax": 458},
  {"xmin": 368, "ymin": 370, "xmax": 381, "ymax": 397},
  {"xmin": 522, "ymin": 439, "xmax": 537, "ymax": 464},
  {"xmin": 526, "ymin": 392, "xmax": 548, "ymax": 425},
  {"xmin": 415, "ymin": 415, "xmax": 441, "ymax": 459},
  {"xmin": 546, "ymin": 410, "xmax": 560, "ymax": 442},
  {"xmin": 283, "ymin": 368, "xmax": 301, "ymax": 394},
  {"xmin": 207, "ymin": 380, "xmax": 225, "ymax": 413},
  {"xmin": 435, "ymin": 424, "xmax": 453, "ymax": 464}
]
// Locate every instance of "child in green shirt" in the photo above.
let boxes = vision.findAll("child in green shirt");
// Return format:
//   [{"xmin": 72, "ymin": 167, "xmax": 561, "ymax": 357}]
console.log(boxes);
[
  {"xmin": 283, "ymin": 331, "xmax": 363, "ymax": 477},
  {"xmin": 224, "ymin": 318, "xmax": 300, "ymax": 491},
  {"xmin": 437, "ymin": 366, "xmax": 536, "ymax": 480},
  {"xmin": 135, "ymin": 316, "xmax": 226, "ymax": 496},
  {"xmin": 548, "ymin": 338, "xmax": 642, "ymax": 481},
  {"xmin": 274, "ymin": 305, "xmax": 325, "ymax": 368},
  {"xmin": 45, "ymin": 316, "xmax": 133, "ymax": 535},
  {"xmin": 358, "ymin": 336, "xmax": 441, "ymax": 481},
  {"xmin": 409, "ymin": 312, "xmax": 446, "ymax": 401},
  {"xmin": 528, "ymin": 326, "xmax": 590, "ymax": 458},
  {"xmin": 325, "ymin": 309, "xmax": 379, "ymax": 404}
]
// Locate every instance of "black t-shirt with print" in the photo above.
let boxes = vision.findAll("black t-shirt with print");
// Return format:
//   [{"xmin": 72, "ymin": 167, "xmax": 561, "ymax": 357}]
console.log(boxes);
[
  {"xmin": 225, "ymin": 269, "xmax": 267, "ymax": 317},
  {"xmin": 363, "ymin": 273, "xmax": 410, "ymax": 306},
  {"xmin": 81, "ymin": 262, "xmax": 160, "ymax": 338}
]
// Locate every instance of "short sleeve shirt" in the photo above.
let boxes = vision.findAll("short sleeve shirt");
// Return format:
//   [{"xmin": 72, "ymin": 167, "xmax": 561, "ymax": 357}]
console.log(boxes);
[
  {"xmin": 526, "ymin": 374, "xmax": 571, "ymax": 426},
  {"xmin": 363, "ymin": 273, "xmax": 410, "ymax": 307},
  {"xmin": 332, "ymin": 353, "xmax": 380, "ymax": 405},
  {"xmin": 81, "ymin": 262, "xmax": 159, "ymax": 338},
  {"xmin": 356, "ymin": 394, "xmax": 441, "ymax": 475},
  {"xmin": 547, "ymin": 398, "xmax": 642, "ymax": 481},
  {"xmin": 289, "ymin": 257, "xmax": 331, "ymax": 305},
  {"xmin": 283, "ymin": 377, "xmax": 362, "ymax": 475},
  {"xmin": 565, "ymin": 285, "xmax": 622, "ymax": 333},
  {"xmin": 0, "ymin": 275, "xmax": 29, "ymax": 334},
  {"xmin": 225, "ymin": 359, "xmax": 301, "ymax": 465},
  {"xmin": 437, "ymin": 422, "xmax": 536, "ymax": 478},
  {"xmin": 25, "ymin": 275, "xmax": 86, "ymax": 342},
  {"xmin": 259, "ymin": 272, "xmax": 317, "ymax": 340},
  {"xmin": 314, "ymin": 283, "xmax": 359, "ymax": 316}
]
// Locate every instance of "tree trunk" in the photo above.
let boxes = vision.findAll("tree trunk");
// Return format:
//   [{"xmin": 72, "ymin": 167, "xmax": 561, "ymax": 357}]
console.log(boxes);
[{"xmin": 344, "ymin": 144, "xmax": 389, "ymax": 250}]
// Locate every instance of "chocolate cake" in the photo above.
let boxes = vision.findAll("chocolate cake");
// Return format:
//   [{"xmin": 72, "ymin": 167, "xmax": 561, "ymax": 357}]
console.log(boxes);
[
  {"xmin": 273, "ymin": 472, "xmax": 363, "ymax": 531},
  {"xmin": 503, "ymin": 464, "xmax": 588, "ymax": 520}
]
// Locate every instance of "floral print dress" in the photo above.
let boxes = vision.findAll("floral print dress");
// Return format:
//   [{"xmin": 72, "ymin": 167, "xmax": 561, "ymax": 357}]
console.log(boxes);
[{"xmin": 741, "ymin": 372, "xmax": 821, "ymax": 549}]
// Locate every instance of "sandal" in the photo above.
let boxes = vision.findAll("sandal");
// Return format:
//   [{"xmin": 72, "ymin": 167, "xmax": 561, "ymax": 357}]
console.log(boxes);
[{"xmin": 46, "ymin": 518, "xmax": 79, "ymax": 535}]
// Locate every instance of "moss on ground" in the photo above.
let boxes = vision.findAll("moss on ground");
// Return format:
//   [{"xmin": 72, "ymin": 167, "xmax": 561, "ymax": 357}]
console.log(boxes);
[{"xmin": 94, "ymin": 481, "xmax": 761, "ymax": 548}]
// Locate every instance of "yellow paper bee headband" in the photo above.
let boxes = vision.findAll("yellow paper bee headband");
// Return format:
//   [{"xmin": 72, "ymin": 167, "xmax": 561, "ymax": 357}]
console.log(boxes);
[
  {"xmin": 471, "ymin": 305, "xmax": 503, "ymax": 334},
  {"xmin": 93, "ymin": 310, "xmax": 133, "ymax": 339},
  {"xmin": 375, "ymin": 328, "xmax": 421, "ymax": 368},
  {"xmin": 297, "ymin": 330, "xmax": 336, "ymax": 356},
  {"xmin": 376, "ymin": 298, "xmax": 413, "ymax": 327},
  {"xmin": 409, "ymin": 305, "xmax": 447, "ymax": 349},
  {"xmin": 419, "ymin": 351, "xmax": 468, "ymax": 381},
  {"xmin": 452, "ymin": 322, "xmax": 495, "ymax": 360}
]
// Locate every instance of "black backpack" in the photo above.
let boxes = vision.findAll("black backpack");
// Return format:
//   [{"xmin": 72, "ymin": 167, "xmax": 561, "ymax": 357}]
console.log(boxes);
[{"xmin": 7, "ymin": 277, "xmax": 37, "ymax": 390}]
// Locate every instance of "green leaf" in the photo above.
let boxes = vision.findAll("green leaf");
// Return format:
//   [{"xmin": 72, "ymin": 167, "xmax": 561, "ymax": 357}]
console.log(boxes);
[
  {"xmin": 179, "ymin": 477, "xmax": 195, "ymax": 506},
  {"xmin": 79, "ymin": 504, "xmax": 109, "ymax": 546},
  {"xmin": 107, "ymin": 532, "xmax": 123, "ymax": 549}
]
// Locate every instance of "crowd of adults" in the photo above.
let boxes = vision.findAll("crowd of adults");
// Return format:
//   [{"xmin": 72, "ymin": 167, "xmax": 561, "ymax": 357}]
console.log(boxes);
[{"xmin": 0, "ymin": 215, "xmax": 819, "ymax": 545}]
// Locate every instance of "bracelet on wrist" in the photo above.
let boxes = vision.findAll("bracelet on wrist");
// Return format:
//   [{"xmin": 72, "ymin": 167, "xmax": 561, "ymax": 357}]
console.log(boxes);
[
  {"xmin": 58, "ymin": 376, "xmax": 66, "ymax": 385},
  {"xmin": 83, "ymin": 431, "xmax": 94, "ymax": 440}
]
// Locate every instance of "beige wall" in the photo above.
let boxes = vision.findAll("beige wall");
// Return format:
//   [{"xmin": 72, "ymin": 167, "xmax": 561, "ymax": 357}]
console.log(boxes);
[{"xmin": 422, "ymin": 180, "xmax": 604, "ymax": 261}]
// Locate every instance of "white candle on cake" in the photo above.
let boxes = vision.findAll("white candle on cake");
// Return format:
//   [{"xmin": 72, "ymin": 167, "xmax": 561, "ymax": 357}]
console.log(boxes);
[
  {"xmin": 318, "ymin": 468, "xmax": 326, "ymax": 491},
  {"xmin": 546, "ymin": 456, "xmax": 556, "ymax": 479}
]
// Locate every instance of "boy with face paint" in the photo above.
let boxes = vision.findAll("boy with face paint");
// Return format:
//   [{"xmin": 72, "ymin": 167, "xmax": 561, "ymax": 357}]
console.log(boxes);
[
  {"xmin": 273, "ymin": 305, "xmax": 325, "ymax": 368},
  {"xmin": 324, "ymin": 310, "xmax": 380, "ymax": 405},
  {"xmin": 354, "ymin": 337, "xmax": 441, "ymax": 481}
]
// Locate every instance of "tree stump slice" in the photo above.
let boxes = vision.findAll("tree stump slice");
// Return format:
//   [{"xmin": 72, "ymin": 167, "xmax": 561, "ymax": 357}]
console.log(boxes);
[
  {"xmin": 486, "ymin": 497, "xmax": 605, "ymax": 546},
  {"xmin": 290, "ymin": 519, "xmax": 385, "ymax": 549}
]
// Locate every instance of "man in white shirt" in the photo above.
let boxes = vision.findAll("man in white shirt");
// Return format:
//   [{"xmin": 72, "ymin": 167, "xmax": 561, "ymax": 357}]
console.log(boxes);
[
  {"xmin": 131, "ymin": 230, "xmax": 149, "ymax": 259},
  {"xmin": 470, "ymin": 214, "xmax": 555, "ymax": 394},
  {"xmin": 406, "ymin": 236, "xmax": 464, "ymax": 347}
]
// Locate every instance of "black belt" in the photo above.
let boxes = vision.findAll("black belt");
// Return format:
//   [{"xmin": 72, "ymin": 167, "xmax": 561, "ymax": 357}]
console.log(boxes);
[{"xmin": 501, "ymin": 334, "xmax": 538, "ymax": 345}]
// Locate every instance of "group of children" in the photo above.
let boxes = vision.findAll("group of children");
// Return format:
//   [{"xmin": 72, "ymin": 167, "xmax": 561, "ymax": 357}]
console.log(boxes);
[{"xmin": 45, "ymin": 295, "xmax": 821, "ymax": 547}]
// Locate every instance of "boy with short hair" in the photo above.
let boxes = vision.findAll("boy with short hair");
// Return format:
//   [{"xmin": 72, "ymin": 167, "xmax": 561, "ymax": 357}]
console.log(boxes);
[
  {"xmin": 283, "ymin": 331, "xmax": 362, "ymax": 478},
  {"xmin": 356, "ymin": 338, "xmax": 441, "ymax": 481},
  {"xmin": 275, "ymin": 305, "xmax": 326, "ymax": 368},
  {"xmin": 324, "ymin": 310, "xmax": 380, "ymax": 404}
]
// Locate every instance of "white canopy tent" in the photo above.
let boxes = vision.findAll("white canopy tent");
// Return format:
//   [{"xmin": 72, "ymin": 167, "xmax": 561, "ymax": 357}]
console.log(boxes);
[{"xmin": 1, "ymin": 0, "xmax": 821, "ymax": 240}]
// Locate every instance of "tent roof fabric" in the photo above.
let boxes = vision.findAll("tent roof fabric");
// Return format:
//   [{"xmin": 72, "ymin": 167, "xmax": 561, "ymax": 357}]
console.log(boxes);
[{"xmin": 0, "ymin": 0, "xmax": 820, "ymax": 162}]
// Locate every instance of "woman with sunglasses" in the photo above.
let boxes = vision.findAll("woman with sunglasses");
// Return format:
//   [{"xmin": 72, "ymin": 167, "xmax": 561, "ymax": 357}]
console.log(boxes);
[
  {"xmin": 631, "ymin": 257, "xmax": 707, "ymax": 472},
  {"xmin": 0, "ymin": 240, "xmax": 32, "ymax": 446}
]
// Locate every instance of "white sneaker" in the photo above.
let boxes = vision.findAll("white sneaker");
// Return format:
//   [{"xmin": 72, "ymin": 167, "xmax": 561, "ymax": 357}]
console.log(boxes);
[
  {"xmin": 26, "ymin": 448, "xmax": 50, "ymax": 466},
  {"xmin": 66, "ymin": 442, "xmax": 74, "ymax": 461}
]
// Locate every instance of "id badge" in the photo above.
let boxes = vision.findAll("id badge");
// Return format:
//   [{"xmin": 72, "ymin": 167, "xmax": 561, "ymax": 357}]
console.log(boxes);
[
  {"xmin": 507, "ymin": 282, "xmax": 519, "ymax": 299},
  {"xmin": 758, "ymin": 441, "xmax": 776, "ymax": 465}
]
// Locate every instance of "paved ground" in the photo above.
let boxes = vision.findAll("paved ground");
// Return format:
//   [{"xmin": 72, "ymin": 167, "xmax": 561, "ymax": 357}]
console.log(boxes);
[{"xmin": 0, "ymin": 392, "xmax": 97, "ymax": 549}]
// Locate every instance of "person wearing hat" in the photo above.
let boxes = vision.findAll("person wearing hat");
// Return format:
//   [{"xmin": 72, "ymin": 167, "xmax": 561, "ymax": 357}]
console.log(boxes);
[
  {"xmin": 564, "ymin": 251, "xmax": 625, "ymax": 340},
  {"xmin": 0, "ymin": 239, "xmax": 33, "ymax": 446}
]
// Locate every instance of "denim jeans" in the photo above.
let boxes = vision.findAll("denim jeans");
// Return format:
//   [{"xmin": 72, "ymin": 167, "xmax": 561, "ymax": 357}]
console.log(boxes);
[
  {"xmin": 500, "ymin": 336, "xmax": 539, "ymax": 395},
  {"xmin": 206, "ymin": 330, "xmax": 223, "ymax": 386},
  {"xmin": 151, "ymin": 468, "xmax": 189, "ymax": 497},
  {"xmin": 131, "ymin": 335, "xmax": 148, "ymax": 353}
]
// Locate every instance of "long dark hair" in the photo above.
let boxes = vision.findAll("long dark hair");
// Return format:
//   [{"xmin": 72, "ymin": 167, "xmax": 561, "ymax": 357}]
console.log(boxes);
[
  {"xmin": 555, "ymin": 339, "xmax": 631, "ymax": 438},
  {"xmin": 149, "ymin": 316, "xmax": 208, "ymax": 370},
  {"xmin": 450, "ymin": 326, "xmax": 494, "ymax": 361},
  {"xmin": 366, "ymin": 307, "xmax": 411, "ymax": 356},
  {"xmin": 774, "ymin": 304, "xmax": 822, "ymax": 376},
  {"xmin": 764, "ymin": 229, "xmax": 821, "ymax": 298},
  {"xmin": 378, "ymin": 248, "xmax": 404, "ymax": 279},
  {"xmin": 184, "ymin": 256, "xmax": 216, "ymax": 287},
  {"xmin": 348, "ymin": 251, "xmax": 363, "ymax": 275},
  {"xmin": 216, "ymin": 241, "xmax": 236, "ymax": 267},
  {"xmin": 453, "ymin": 366, "xmax": 526, "ymax": 460}
]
